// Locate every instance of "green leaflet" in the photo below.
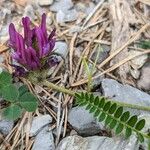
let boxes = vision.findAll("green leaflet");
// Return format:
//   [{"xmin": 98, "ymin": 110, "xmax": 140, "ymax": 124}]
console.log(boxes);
[
  {"xmin": 3, "ymin": 105, "xmax": 22, "ymax": 120},
  {"xmin": 75, "ymin": 92, "xmax": 149, "ymax": 143},
  {"xmin": 0, "ymin": 71, "xmax": 38, "ymax": 120}
]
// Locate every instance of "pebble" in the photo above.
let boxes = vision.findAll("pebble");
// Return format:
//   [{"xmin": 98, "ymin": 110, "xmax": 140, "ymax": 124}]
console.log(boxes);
[
  {"xmin": 23, "ymin": 5, "xmax": 37, "ymax": 21},
  {"xmin": 54, "ymin": 41, "xmax": 68, "ymax": 59},
  {"xmin": 38, "ymin": 0, "xmax": 53, "ymax": 6},
  {"xmin": 56, "ymin": 135, "xmax": 138, "ymax": 150},
  {"xmin": 0, "ymin": 116, "xmax": 14, "ymax": 135},
  {"xmin": 75, "ymin": 2, "xmax": 86, "ymax": 13},
  {"xmin": 85, "ymin": 2, "xmax": 96, "ymax": 15},
  {"xmin": 137, "ymin": 62, "xmax": 150, "ymax": 91},
  {"xmin": 130, "ymin": 50, "xmax": 148, "ymax": 69},
  {"xmin": 50, "ymin": 0, "xmax": 73, "ymax": 12},
  {"xmin": 91, "ymin": 45, "xmax": 110, "ymax": 64},
  {"xmin": 68, "ymin": 107, "xmax": 103, "ymax": 136},
  {"xmin": 101, "ymin": 78, "xmax": 150, "ymax": 115},
  {"xmin": 32, "ymin": 126, "xmax": 55, "ymax": 150},
  {"xmin": 56, "ymin": 9, "xmax": 78, "ymax": 23},
  {"xmin": 30, "ymin": 115, "xmax": 52, "ymax": 137}
]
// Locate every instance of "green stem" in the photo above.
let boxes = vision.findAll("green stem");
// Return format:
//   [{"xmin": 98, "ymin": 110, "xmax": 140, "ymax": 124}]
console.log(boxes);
[
  {"xmin": 42, "ymin": 80, "xmax": 75, "ymax": 96},
  {"xmin": 41, "ymin": 80, "xmax": 150, "ymax": 112}
]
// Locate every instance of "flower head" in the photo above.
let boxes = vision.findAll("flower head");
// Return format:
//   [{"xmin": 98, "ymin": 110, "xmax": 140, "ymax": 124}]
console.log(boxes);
[{"xmin": 9, "ymin": 13, "xmax": 57, "ymax": 76}]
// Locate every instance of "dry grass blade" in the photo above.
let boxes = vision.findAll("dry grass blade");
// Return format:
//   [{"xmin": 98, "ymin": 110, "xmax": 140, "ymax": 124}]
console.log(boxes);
[
  {"xmin": 82, "ymin": 0, "xmax": 105, "ymax": 27},
  {"xmin": 71, "ymin": 49, "xmax": 150, "ymax": 87},
  {"xmin": 98, "ymin": 49, "xmax": 150, "ymax": 77},
  {"xmin": 69, "ymin": 33, "xmax": 77, "ymax": 83},
  {"xmin": 98, "ymin": 23, "xmax": 149, "ymax": 69},
  {"xmin": 72, "ymin": 22, "xmax": 109, "ymax": 84},
  {"xmin": 0, "ymin": 44, "xmax": 8, "ymax": 53},
  {"xmin": 110, "ymin": 0, "xmax": 137, "ymax": 80},
  {"xmin": 138, "ymin": 0, "xmax": 150, "ymax": 5}
]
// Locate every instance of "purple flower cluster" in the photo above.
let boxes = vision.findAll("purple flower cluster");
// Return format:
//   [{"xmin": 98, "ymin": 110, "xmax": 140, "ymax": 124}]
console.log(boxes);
[{"xmin": 9, "ymin": 13, "xmax": 57, "ymax": 76}]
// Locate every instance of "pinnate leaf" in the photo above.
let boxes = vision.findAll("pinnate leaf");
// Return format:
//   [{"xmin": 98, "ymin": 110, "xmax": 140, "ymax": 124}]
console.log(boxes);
[{"xmin": 75, "ymin": 92, "xmax": 147, "ymax": 143}]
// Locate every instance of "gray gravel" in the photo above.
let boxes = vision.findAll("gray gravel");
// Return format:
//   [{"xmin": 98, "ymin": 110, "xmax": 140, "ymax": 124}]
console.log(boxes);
[{"xmin": 30, "ymin": 115, "xmax": 52, "ymax": 137}]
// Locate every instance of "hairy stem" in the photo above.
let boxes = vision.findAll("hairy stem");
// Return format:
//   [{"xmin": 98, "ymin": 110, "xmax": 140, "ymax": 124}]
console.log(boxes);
[
  {"xmin": 42, "ymin": 80, "xmax": 75, "ymax": 96},
  {"xmin": 41, "ymin": 80, "xmax": 150, "ymax": 112}
]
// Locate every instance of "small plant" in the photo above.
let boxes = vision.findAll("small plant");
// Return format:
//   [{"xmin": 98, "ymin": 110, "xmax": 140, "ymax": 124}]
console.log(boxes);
[
  {"xmin": 82, "ymin": 45, "xmax": 102, "ymax": 92},
  {"xmin": 4, "ymin": 13, "xmax": 150, "ymax": 146},
  {"xmin": 9, "ymin": 13, "xmax": 58, "ymax": 79},
  {"xmin": 0, "ymin": 71, "xmax": 38, "ymax": 120},
  {"xmin": 75, "ymin": 92, "xmax": 150, "ymax": 143}
]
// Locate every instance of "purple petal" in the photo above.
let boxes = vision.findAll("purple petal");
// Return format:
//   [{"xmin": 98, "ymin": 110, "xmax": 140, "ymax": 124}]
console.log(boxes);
[
  {"xmin": 9, "ymin": 23, "xmax": 17, "ymax": 49},
  {"xmin": 41, "ymin": 13, "xmax": 48, "ymax": 42},
  {"xmin": 16, "ymin": 33, "xmax": 27, "ymax": 64},
  {"xmin": 12, "ymin": 52, "xmax": 21, "ymax": 61},
  {"xmin": 49, "ymin": 38, "xmax": 56, "ymax": 51},
  {"xmin": 48, "ymin": 28, "xmax": 56, "ymax": 41},
  {"xmin": 43, "ymin": 39, "xmax": 56, "ymax": 56},
  {"xmin": 35, "ymin": 27, "xmax": 46, "ymax": 58},
  {"xmin": 27, "ymin": 47, "xmax": 40, "ymax": 70},
  {"xmin": 22, "ymin": 17, "xmax": 34, "ymax": 46}
]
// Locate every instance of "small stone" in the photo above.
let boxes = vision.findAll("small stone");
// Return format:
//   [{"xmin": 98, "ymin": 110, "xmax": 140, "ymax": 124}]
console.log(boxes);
[
  {"xmin": 130, "ymin": 68, "xmax": 140, "ymax": 79},
  {"xmin": 50, "ymin": 0, "xmax": 73, "ymax": 12},
  {"xmin": 38, "ymin": 0, "xmax": 53, "ymax": 6},
  {"xmin": 130, "ymin": 50, "xmax": 148, "ymax": 69},
  {"xmin": 32, "ymin": 126, "xmax": 55, "ymax": 150},
  {"xmin": 137, "ymin": 63, "xmax": 150, "ymax": 91},
  {"xmin": 68, "ymin": 107, "xmax": 103, "ymax": 136},
  {"xmin": 101, "ymin": 78, "xmax": 150, "ymax": 115},
  {"xmin": 54, "ymin": 41, "xmax": 68, "ymax": 59},
  {"xmin": 30, "ymin": 115, "xmax": 52, "ymax": 137},
  {"xmin": 56, "ymin": 135, "xmax": 139, "ymax": 150},
  {"xmin": 0, "ymin": 116, "xmax": 14, "ymax": 135},
  {"xmin": 69, "ymin": 26, "xmax": 82, "ymax": 34},
  {"xmin": 56, "ymin": 10, "xmax": 65, "ymax": 23},
  {"xmin": 0, "ymin": 25, "xmax": 9, "ymax": 43},
  {"xmin": 85, "ymin": 2, "xmax": 95, "ymax": 15},
  {"xmin": 75, "ymin": 2, "xmax": 86, "ymax": 12},
  {"xmin": 56, "ymin": 9, "xmax": 78, "ymax": 23},
  {"xmin": 23, "ymin": 5, "xmax": 37, "ymax": 21},
  {"xmin": 91, "ymin": 45, "xmax": 110, "ymax": 64}
]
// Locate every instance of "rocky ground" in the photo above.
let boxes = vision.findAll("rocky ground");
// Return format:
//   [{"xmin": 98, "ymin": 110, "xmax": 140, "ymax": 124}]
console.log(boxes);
[{"xmin": 0, "ymin": 0, "xmax": 150, "ymax": 150}]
